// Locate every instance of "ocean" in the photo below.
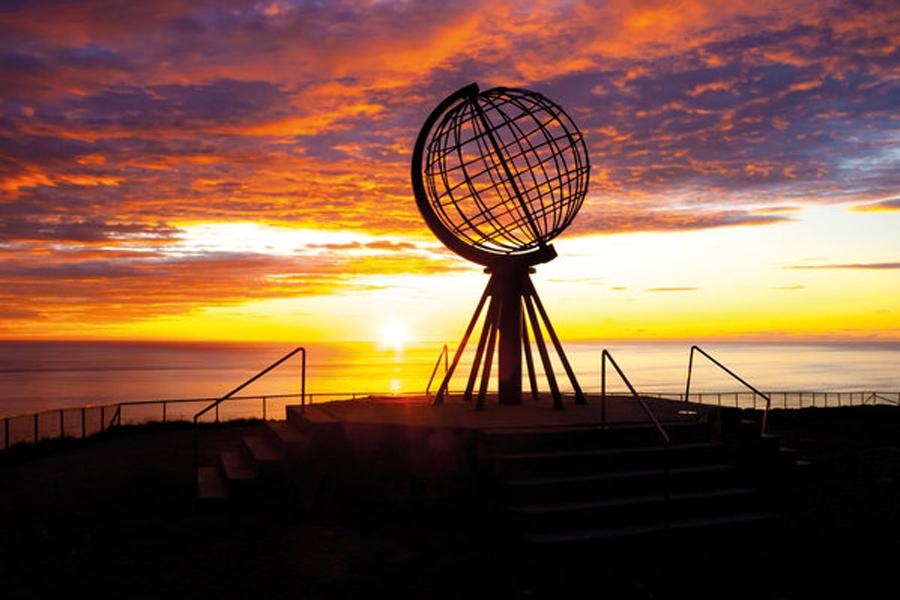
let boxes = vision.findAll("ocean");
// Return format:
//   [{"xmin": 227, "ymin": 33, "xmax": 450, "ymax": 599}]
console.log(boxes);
[{"xmin": 0, "ymin": 340, "xmax": 898, "ymax": 418}]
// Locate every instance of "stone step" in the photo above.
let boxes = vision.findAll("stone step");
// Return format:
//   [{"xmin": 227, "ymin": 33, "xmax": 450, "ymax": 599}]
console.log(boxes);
[
  {"xmin": 482, "ymin": 422, "xmax": 712, "ymax": 454},
  {"xmin": 242, "ymin": 435, "xmax": 284, "ymax": 471},
  {"xmin": 265, "ymin": 420, "xmax": 306, "ymax": 450},
  {"xmin": 527, "ymin": 512, "xmax": 779, "ymax": 546},
  {"xmin": 778, "ymin": 447, "xmax": 814, "ymax": 471},
  {"xmin": 735, "ymin": 433, "xmax": 781, "ymax": 459},
  {"xmin": 196, "ymin": 466, "xmax": 228, "ymax": 501},
  {"xmin": 286, "ymin": 405, "xmax": 340, "ymax": 429},
  {"xmin": 505, "ymin": 463, "xmax": 738, "ymax": 505},
  {"xmin": 219, "ymin": 449, "xmax": 257, "ymax": 483},
  {"xmin": 511, "ymin": 487, "xmax": 757, "ymax": 533},
  {"xmin": 493, "ymin": 442, "xmax": 728, "ymax": 479}
]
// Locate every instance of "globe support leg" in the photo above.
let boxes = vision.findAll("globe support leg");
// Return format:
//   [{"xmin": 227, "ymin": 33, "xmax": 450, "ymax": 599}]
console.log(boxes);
[
  {"xmin": 527, "ymin": 278, "xmax": 587, "ymax": 405},
  {"xmin": 521, "ymin": 303, "xmax": 539, "ymax": 401},
  {"xmin": 523, "ymin": 289, "xmax": 563, "ymax": 410},
  {"xmin": 476, "ymin": 302, "xmax": 500, "ymax": 411},
  {"xmin": 465, "ymin": 294, "xmax": 499, "ymax": 403},
  {"xmin": 433, "ymin": 268, "xmax": 582, "ymax": 411},
  {"xmin": 433, "ymin": 285, "xmax": 490, "ymax": 406}
]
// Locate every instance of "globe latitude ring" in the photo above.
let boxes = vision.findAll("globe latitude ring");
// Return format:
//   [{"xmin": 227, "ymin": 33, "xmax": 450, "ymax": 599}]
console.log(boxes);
[{"xmin": 411, "ymin": 83, "xmax": 590, "ymax": 268}]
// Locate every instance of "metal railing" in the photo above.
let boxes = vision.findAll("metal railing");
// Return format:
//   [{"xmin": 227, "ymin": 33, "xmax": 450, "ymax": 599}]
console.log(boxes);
[
  {"xmin": 684, "ymin": 345, "xmax": 771, "ymax": 434},
  {"xmin": 3, "ymin": 388, "xmax": 897, "ymax": 453},
  {"xmin": 426, "ymin": 344, "xmax": 449, "ymax": 397},
  {"xmin": 864, "ymin": 392, "xmax": 900, "ymax": 406},
  {"xmin": 0, "ymin": 392, "xmax": 305, "ymax": 452},
  {"xmin": 193, "ymin": 347, "xmax": 306, "ymax": 473},
  {"xmin": 600, "ymin": 349, "xmax": 671, "ymax": 527},
  {"xmin": 645, "ymin": 390, "xmax": 899, "ymax": 409},
  {"xmin": 0, "ymin": 388, "xmax": 456, "ymax": 453}
]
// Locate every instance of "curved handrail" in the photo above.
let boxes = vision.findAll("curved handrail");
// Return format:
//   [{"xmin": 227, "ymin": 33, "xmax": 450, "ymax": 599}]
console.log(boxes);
[
  {"xmin": 684, "ymin": 345, "xmax": 771, "ymax": 434},
  {"xmin": 600, "ymin": 349, "xmax": 670, "ymax": 528},
  {"xmin": 426, "ymin": 344, "xmax": 449, "ymax": 397},
  {"xmin": 193, "ymin": 346, "xmax": 305, "ymax": 473}
]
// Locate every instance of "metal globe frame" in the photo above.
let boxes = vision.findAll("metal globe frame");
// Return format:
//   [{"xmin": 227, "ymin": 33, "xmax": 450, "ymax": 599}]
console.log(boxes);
[{"xmin": 411, "ymin": 83, "xmax": 589, "ymax": 409}]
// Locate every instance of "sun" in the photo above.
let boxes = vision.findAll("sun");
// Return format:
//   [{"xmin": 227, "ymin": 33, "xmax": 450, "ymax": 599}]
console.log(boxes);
[{"xmin": 379, "ymin": 320, "xmax": 410, "ymax": 351}]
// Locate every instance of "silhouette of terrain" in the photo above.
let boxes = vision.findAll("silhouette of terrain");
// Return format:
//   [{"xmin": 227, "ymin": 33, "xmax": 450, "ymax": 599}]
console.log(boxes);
[{"xmin": 1, "ymin": 407, "xmax": 898, "ymax": 599}]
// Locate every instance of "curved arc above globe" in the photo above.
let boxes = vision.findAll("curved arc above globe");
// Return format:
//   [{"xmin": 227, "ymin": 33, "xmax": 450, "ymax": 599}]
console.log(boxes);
[
  {"xmin": 411, "ymin": 82, "xmax": 590, "ymax": 268},
  {"xmin": 411, "ymin": 83, "xmax": 496, "ymax": 266}
]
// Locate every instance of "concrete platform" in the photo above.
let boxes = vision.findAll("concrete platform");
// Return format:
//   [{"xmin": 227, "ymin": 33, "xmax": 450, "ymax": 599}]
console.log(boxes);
[
  {"xmin": 278, "ymin": 394, "xmax": 727, "ymax": 507},
  {"xmin": 290, "ymin": 393, "xmax": 715, "ymax": 431}
]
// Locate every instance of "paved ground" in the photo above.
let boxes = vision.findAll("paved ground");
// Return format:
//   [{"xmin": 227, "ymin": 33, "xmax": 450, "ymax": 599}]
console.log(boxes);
[{"xmin": 0, "ymin": 407, "xmax": 898, "ymax": 599}]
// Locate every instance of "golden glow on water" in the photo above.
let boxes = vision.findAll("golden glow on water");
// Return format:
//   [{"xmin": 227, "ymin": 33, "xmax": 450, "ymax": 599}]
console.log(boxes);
[{"xmin": 1, "ymin": 340, "xmax": 897, "ymax": 417}]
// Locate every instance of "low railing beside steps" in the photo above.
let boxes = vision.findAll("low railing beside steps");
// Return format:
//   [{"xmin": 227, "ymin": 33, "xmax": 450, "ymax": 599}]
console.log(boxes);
[
  {"xmin": 684, "ymin": 345, "xmax": 771, "ymax": 435},
  {"xmin": 600, "ymin": 349, "xmax": 672, "ymax": 529},
  {"xmin": 193, "ymin": 347, "xmax": 306, "ymax": 474}
]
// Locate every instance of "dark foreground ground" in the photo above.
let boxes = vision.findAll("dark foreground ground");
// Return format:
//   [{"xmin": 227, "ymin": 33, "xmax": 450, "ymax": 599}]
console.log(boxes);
[{"xmin": 1, "ymin": 406, "xmax": 898, "ymax": 599}]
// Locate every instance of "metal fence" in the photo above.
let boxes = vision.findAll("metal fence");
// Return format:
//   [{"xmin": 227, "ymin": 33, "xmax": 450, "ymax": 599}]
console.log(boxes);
[
  {"xmin": 1, "ymin": 389, "xmax": 897, "ymax": 452},
  {"xmin": 648, "ymin": 390, "xmax": 900, "ymax": 411},
  {"xmin": 0, "ymin": 391, "xmax": 396, "ymax": 451}
]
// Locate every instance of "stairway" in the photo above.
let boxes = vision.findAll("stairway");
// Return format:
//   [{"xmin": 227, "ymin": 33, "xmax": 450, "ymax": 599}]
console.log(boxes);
[
  {"xmin": 196, "ymin": 405, "xmax": 801, "ymax": 549},
  {"xmin": 196, "ymin": 420, "xmax": 305, "ymax": 501},
  {"xmin": 481, "ymin": 419, "xmax": 785, "ymax": 546}
]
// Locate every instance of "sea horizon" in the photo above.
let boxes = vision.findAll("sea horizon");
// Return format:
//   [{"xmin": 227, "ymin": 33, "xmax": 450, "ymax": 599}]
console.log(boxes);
[{"xmin": 1, "ymin": 339, "xmax": 897, "ymax": 418}]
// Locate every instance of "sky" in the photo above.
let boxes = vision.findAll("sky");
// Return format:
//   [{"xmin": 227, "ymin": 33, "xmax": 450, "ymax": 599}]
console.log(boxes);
[{"xmin": 0, "ymin": 0, "xmax": 898, "ymax": 343}]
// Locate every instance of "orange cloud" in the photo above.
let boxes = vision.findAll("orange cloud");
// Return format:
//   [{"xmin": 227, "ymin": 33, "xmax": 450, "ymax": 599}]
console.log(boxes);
[{"xmin": 0, "ymin": 0, "xmax": 897, "ymax": 336}]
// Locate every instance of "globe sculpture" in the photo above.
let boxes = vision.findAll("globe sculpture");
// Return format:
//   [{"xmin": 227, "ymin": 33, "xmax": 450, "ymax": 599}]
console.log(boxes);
[{"xmin": 411, "ymin": 83, "xmax": 589, "ymax": 409}]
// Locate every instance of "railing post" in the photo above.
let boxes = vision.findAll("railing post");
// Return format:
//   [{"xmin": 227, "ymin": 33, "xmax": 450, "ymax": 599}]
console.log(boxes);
[
  {"xmin": 101, "ymin": 406, "xmax": 105, "ymax": 432},
  {"xmin": 717, "ymin": 392, "xmax": 721, "ymax": 407},
  {"xmin": 262, "ymin": 396, "xmax": 267, "ymax": 421},
  {"xmin": 59, "ymin": 409, "xmax": 64, "ymax": 438},
  {"xmin": 81, "ymin": 408, "xmax": 86, "ymax": 438},
  {"xmin": 34, "ymin": 413, "xmax": 38, "ymax": 443},
  {"xmin": 193, "ymin": 417, "xmax": 199, "ymax": 478},
  {"xmin": 683, "ymin": 346, "xmax": 695, "ymax": 403},
  {"xmin": 162, "ymin": 401, "xmax": 167, "ymax": 423},
  {"xmin": 215, "ymin": 404, "xmax": 219, "ymax": 423},
  {"xmin": 4, "ymin": 417, "xmax": 9, "ymax": 450},
  {"xmin": 301, "ymin": 349, "xmax": 306, "ymax": 410},
  {"xmin": 600, "ymin": 352, "xmax": 607, "ymax": 429}
]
